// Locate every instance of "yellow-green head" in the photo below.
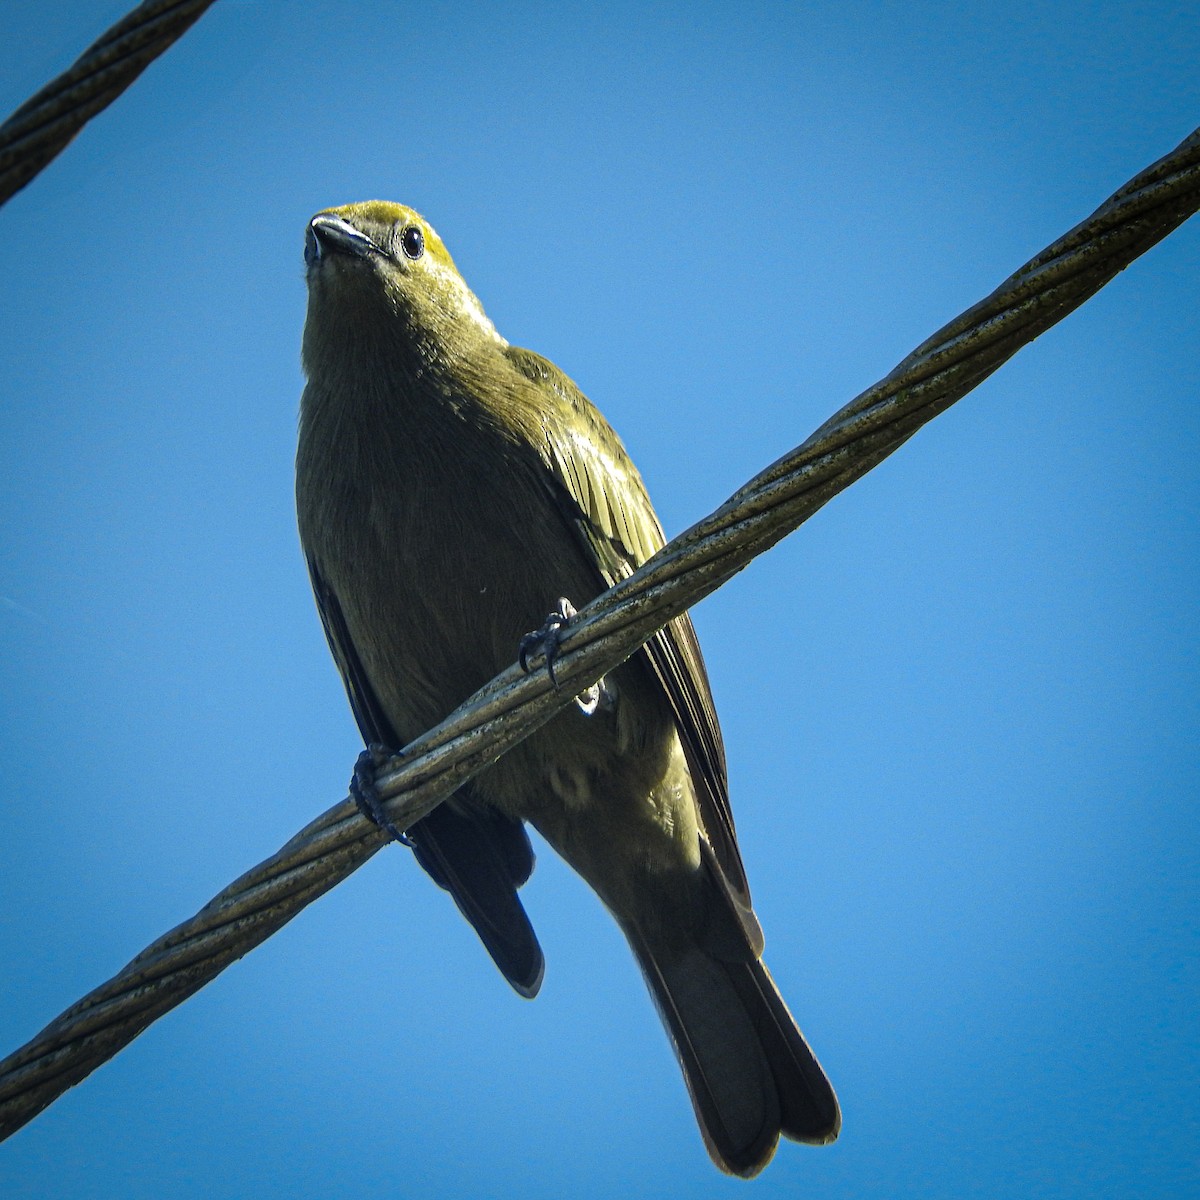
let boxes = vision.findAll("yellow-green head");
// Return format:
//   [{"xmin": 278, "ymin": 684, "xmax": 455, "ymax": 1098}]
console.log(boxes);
[{"xmin": 302, "ymin": 201, "xmax": 505, "ymax": 377}]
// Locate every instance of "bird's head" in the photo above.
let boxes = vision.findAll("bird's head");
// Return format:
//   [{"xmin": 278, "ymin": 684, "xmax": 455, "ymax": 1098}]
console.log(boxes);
[{"xmin": 302, "ymin": 201, "xmax": 504, "ymax": 375}]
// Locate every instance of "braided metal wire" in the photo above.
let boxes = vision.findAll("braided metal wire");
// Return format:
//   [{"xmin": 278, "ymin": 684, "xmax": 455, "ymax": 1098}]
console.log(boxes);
[
  {"xmin": 1, "ymin": 124, "xmax": 1196, "ymax": 1141},
  {"xmin": 0, "ymin": 0, "xmax": 217, "ymax": 207}
]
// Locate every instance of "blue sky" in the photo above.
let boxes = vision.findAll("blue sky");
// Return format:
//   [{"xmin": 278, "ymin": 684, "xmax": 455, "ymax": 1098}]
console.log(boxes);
[{"xmin": 1, "ymin": 2, "xmax": 1197, "ymax": 1197}]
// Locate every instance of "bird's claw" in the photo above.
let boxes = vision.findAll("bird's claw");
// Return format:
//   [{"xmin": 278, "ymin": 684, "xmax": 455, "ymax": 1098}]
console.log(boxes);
[
  {"xmin": 350, "ymin": 743, "xmax": 412, "ymax": 845},
  {"xmin": 519, "ymin": 597, "xmax": 611, "ymax": 715},
  {"xmin": 518, "ymin": 596, "xmax": 578, "ymax": 687}
]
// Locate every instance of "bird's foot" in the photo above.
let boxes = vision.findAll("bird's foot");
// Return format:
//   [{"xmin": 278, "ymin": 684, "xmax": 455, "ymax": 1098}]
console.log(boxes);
[
  {"xmin": 350, "ymin": 743, "xmax": 412, "ymax": 845},
  {"xmin": 519, "ymin": 596, "xmax": 578, "ymax": 686},
  {"xmin": 519, "ymin": 596, "xmax": 611, "ymax": 715}
]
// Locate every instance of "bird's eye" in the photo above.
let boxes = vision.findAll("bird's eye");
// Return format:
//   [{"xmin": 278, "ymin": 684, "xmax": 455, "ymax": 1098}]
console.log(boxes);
[{"xmin": 400, "ymin": 225, "xmax": 425, "ymax": 260}]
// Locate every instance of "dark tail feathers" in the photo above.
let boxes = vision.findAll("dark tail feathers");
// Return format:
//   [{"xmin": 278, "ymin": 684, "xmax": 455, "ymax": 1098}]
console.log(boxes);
[{"xmin": 630, "ymin": 933, "xmax": 839, "ymax": 1177}]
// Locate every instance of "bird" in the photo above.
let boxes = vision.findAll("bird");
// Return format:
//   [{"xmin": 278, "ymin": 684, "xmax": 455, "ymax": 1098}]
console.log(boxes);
[{"xmin": 296, "ymin": 200, "xmax": 839, "ymax": 1176}]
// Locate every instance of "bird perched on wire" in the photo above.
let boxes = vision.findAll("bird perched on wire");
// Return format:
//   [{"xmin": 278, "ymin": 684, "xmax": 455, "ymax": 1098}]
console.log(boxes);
[{"xmin": 296, "ymin": 201, "xmax": 839, "ymax": 1176}]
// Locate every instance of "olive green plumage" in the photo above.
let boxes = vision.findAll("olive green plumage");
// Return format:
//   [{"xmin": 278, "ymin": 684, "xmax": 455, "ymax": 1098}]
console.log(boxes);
[{"xmin": 296, "ymin": 201, "xmax": 839, "ymax": 1175}]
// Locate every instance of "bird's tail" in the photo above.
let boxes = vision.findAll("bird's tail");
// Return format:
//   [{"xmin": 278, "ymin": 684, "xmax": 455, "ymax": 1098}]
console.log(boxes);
[{"xmin": 628, "ymin": 931, "xmax": 840, "ymax": 1177}]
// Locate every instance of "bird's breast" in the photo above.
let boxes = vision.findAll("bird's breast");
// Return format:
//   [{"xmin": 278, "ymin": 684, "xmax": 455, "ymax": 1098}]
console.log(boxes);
[
  {"xmin": 299, "ymin": 374, "xmax": 597, "ymax": 739},
  {"xmin": 298, "ymin": 369, "xmax": 705, "ymax": 927}
]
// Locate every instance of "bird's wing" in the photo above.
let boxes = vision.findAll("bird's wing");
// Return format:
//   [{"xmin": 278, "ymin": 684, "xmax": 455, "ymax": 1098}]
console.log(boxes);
[
  {"xmin": 306, "ymin": 553, "xmax": 545, "ymax": 996},
  {"xmin": 504, "ymin": 345, "xmax": 752, "ymax": 910},
  {"xmin": 306, "ymin": 553, "xmax": 394, "ymax": 750}
]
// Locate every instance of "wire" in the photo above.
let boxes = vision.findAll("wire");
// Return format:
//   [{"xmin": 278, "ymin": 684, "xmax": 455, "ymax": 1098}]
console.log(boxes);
[
  {"xmin": 0, "ymin": 0, "xmax": 217, "ymax": 208},
  {"xmin": 1, "ymin": 122, "xmax": 1196, "ymax": 1142}
]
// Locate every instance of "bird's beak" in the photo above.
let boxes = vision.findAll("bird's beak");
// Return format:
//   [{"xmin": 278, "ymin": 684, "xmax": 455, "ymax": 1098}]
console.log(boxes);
[{"xmin": 306, "ymin": 214, "xmax": 381, "ymax": 269}]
